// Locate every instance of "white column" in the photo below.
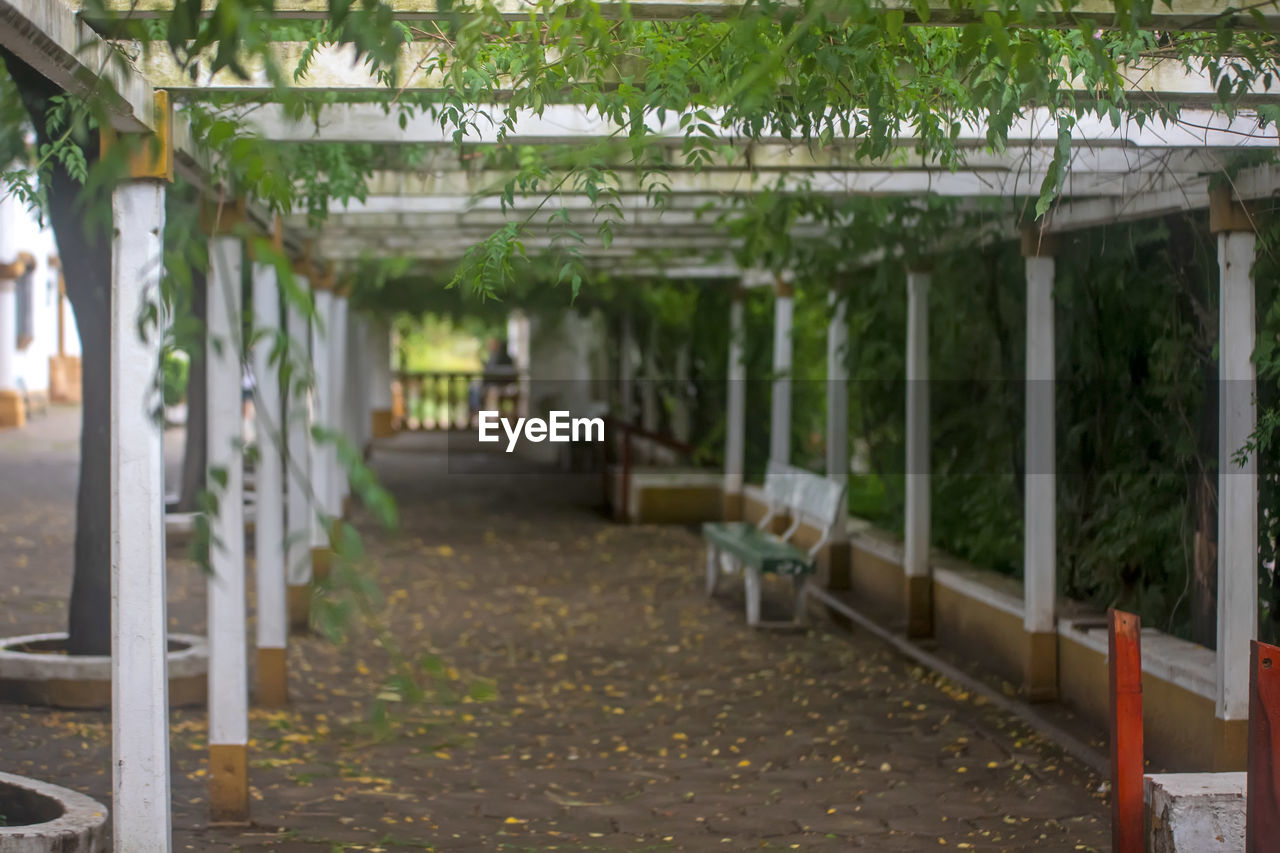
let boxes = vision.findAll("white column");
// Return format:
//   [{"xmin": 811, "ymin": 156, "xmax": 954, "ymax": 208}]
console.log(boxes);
[
  {"xmin": 508, "ymin": 310, "xmax": 531, "ymax": 419},
  {"xmin": 251, "ymin": 260, "xmax": 287, "ymax": 705},
  {"xmin": 770, "ymin": 280, "xmax": 794, "ymax": 466},
  {"xmin": 724, "ymin": 288, "xmax": 747, "ymax": 504},
  {"xmin": 1024, "ymin": 254, "xmax": 1057, "ymax": 635},
  {"xmin": 345, "ymin": 312, "xmax": 365, "ymax": 454},
  {"xmin": 206, "ymin": 233, "xmax": 249, "ymax": 822},
  {"xmin": 619, "ymin": 311, "xmax": 635, "ymax": 422},
  {"xmin": 285, "ymin": 278, "xmax": 313, "ymax": 611},
  {"xmin": 1217, "ymin": 228, "xmax": 1258, "ymax": 723},
  {"xmin": 0, "ymin": 278, "xmax": 15, "ymax": 390},
  {"xmin": 0, "ymin": 192, "xmax": 20, "ymax": 400},
  {"xmin": 903, "ymin": 267, "xmax": 932, "ymax": 637},
  {"xmin": 327, "ymin": 292, "xmax": 349, "ymax": 514},
  {"xmin": 904, "ymin": 268, "xmax": 931, "ymax": 579},
  {"xmin": 641, "ymin": 318, "xmax": 659, "ymax": 433},
  {"xmin": 368, "ymin": 319, "xmax": 394, "ymax": 437},
  {"xmin": 672, "ymin": 343, "xmax": 692, "ymax": 444},
  {"xmin": 310, "ymin": 288, "xmax": 333, "ymax": 544},
  {"xmin": 826, "ymin": 288, "xmax": 850, "ymax": 499},
  {"xmin": 355, "ymin": 315, "xmax": 373, "ymax": 452},
  {"xmin": 110, "ymin": 180, "xmax": 172, "ymax": 853}
]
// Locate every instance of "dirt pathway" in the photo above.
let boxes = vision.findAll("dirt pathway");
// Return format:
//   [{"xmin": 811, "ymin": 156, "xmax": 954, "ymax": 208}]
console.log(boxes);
[{"xmin": 0, "ymin": 425, "xmax": 1109, "ymax": 851}]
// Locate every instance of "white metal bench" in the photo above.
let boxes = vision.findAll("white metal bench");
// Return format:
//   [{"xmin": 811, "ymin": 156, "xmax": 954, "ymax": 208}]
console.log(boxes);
[{"xmin": 702, "ymin": 463, "xmax": 846, "ymax": 627}]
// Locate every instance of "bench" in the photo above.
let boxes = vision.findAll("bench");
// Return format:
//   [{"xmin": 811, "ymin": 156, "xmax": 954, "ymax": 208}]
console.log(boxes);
[{"xmin": 702, "ymin": 463, "xmax": 846, "ymax": 627}]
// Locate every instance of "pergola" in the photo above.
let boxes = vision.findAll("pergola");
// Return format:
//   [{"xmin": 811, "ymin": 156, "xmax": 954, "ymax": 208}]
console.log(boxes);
[{"xmin": 1, "ymin": 0, "xmax": 1278, "ymax": 847}]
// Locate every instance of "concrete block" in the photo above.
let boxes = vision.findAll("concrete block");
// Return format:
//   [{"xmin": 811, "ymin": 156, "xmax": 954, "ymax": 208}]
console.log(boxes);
[{"xmin": 1145, "ymin": 772, "xmax": 1246, "ymax": 853}]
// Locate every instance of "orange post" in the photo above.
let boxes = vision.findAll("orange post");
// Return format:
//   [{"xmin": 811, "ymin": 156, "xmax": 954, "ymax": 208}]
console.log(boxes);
[
  {"xmin": 1247, "ymin": 640, "xmax": 1280, "ymax": 852},
  {"xmin": 1108, "ymin": 608, "xmax": 1143, "ymax": 853}
]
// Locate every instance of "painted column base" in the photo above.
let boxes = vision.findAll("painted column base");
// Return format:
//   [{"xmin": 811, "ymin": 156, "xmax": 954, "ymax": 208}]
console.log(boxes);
[
  {"xmin": 0, "ymin": 389, "xmax": 24, "ymax": 429},
  {"xmin": 903, "ymin": 574, "xmax": 933, "ymax": 638},
  {"xmin": 311, "ymin": 546, "xmax": 332, "ymax": 584},
  {"xmin": 1022, "ymin": 630, "xmax": 1059, "ymax": 703},
  {"xmin": 208, "ymin": 742, "xmax": 250, "ymax": 824},
  {"xmin": 371, "ymin": 408, "xmax": 395, "ymax": 438},
  {"xmin": 722, "ymin": 490, "xmax": 743, "ymax": 522},
  {"xmin": 287, "ymin": 584, "xmax": 312, "ymax": 633},
  {"xmin": 254, "ymin": 646, "xmax": 288, "ymax": 708},
  {"xmin": 1210, "ymin": 718, "xmax": 1248, "ymax": 771}
]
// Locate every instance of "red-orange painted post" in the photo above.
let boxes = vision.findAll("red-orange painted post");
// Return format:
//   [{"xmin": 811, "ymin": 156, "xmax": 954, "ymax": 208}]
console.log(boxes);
[
  {"xmin": 1247, "ymin": 640, "xmax": 1280, "ymax": 852},
  {"xmin": 1108, "ymin": 608, "xmax": 1143, "ymax": 853}
]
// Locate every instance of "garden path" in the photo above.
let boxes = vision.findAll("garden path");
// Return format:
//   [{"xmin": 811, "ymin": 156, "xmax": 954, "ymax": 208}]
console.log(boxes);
[{"xmin": 0, "ymin": 417, "xmax": 1109, "ymax": 851}]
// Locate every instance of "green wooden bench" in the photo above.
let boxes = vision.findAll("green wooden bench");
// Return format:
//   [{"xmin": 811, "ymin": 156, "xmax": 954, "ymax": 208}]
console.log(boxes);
[{"xmin": 702, "ymin": 463, "xmax": 846, "ymax": 627}]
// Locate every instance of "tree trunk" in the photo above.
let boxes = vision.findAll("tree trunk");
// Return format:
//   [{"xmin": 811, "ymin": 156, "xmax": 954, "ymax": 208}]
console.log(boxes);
[
  {"xmin": 177, "ymin": 271, "xmax": 207, "ymax": 512},
  {"xmin": 3, "ymin": 50, "xmax": 113, "ymax": 655}
]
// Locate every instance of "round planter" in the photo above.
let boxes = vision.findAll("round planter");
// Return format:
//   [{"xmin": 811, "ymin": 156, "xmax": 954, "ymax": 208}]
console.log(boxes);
[
  {"xmin": 0, "ymin": 771, "xmax": 107, "ymax": 853},
  {"xmin": 0, "ymin": 632, "xmax": 207, "ymax": 709}
]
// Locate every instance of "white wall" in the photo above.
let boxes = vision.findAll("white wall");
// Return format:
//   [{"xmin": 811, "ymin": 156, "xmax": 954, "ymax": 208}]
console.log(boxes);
[
  {"xmin": 7, "ymin": 200, "xmax": 77, "ymax": 395},
  {"xmin": 527, "ymin": 309, "xmax": 608, "ymax": 417}
]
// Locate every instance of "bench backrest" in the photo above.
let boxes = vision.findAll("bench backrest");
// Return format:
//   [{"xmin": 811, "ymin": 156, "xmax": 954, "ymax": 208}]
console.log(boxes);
[{"xmin": 758, "ymin": 463, "xmax": 847, "ymax": 555}]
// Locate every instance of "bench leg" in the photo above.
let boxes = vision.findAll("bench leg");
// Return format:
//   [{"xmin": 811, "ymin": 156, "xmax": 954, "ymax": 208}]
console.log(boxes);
[
  {"xmin": 792, "ymin": 575, "xmax": 808, "ymax": 626},
  {"xmin": 704, "ymin": 542, "xmax": 719, "ymax": 598},
  {"xmin": 744, "ymin": 566, "xmax": 762, "ymax": 627}
]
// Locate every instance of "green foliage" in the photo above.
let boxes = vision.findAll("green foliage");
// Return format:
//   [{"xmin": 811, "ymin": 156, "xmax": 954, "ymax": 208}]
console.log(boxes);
[
  {"xmin": 162, "ymin": 350, "xmax": 191, "ymax": 406},
  {"xmin": 394, "ymin": 314, "xmax": 486, "ymax": 371},
  {"xmin": 646, "ymin": 211, "xmax": 1239, "ymax": 639}
]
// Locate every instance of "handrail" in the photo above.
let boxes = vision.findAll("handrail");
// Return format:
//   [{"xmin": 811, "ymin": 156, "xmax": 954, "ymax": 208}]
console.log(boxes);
[
  {"xmin": 604, "ymin": 416, "xmax": 695, "ymax": 521},
  {"xmin": 603, "ymin": 415, "xmax": 695, "ymax": 456}
]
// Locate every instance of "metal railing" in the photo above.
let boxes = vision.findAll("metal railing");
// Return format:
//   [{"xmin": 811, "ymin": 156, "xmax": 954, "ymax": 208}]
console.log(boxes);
[{"xmin": 604, "ymin": 416, "xmax": 696, "ymax": 520}]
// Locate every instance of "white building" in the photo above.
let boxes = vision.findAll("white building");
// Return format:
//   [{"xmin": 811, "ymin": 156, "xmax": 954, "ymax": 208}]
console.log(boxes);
[{"xmin": 0, "ymin": 187, "xmax": 82, "ymax": 428}]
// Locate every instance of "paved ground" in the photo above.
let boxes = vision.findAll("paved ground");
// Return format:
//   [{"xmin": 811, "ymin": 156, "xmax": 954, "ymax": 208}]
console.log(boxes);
[{"xmin": 0, "ymin": 410, "xmax": 1110, "ymax": 851}]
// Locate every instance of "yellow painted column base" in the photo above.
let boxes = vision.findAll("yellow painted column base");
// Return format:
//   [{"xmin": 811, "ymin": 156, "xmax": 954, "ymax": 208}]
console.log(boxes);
[
  {"xmin": 255, "ymin": 647, "xmax": 288, "ymax": 708},
  {"xmin": 311, "ymin": 546, "xmax": 332, "ymax": 584},
  {"xmin": 722, "ymin": 490, "xmax": 743, "ymax": 522},
  {"xmin": 371, "ymin": 409, "xmax": 395, "ymax": 438},
  {"xmin": 208, "ymin": 742, "xmax": 250, "ymax": 824},
  {"xmin": 903, "ymin": 574, "xmax": 934, "ymax": 639},
  {"xmin": 1022, "ymin": 630, "xmax": 1059, "ymax": 703},
  {"xmin": 0, "ymin": 389, "xmax": 25, "ymax": 429},
  {"xmin": 287, "ymin": 583, "xmax": 312, "ymax": 633},
  {"xmin": 1211, "ymin": 717, "xmax": 1248, "ymax": 771}
]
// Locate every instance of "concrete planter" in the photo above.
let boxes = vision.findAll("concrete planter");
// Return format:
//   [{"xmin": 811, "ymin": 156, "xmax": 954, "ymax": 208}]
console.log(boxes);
[
  {"xmin": 0, "ymin": 632, "xmax": 207, "ymax": 709},
  {"xmin": 0, "ymin": 772, "xmax": 107, "ymax": 853}
]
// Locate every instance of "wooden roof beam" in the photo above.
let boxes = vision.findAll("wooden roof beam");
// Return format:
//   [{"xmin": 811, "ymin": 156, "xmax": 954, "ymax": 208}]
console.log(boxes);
[{"xmin": 87, "ymin": 0, "xmax": 1280, "ymax": 30}]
